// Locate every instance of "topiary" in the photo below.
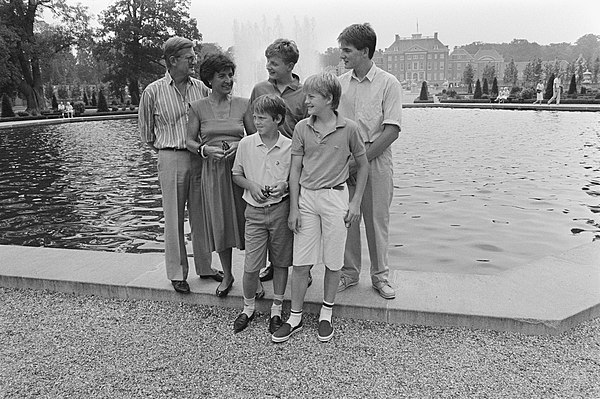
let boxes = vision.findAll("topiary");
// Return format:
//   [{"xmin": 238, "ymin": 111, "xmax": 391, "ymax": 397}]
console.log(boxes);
[
  {"xmin": 419, "ymin": 81, "xmax": 429, "ymax": 100},
  {"xmin": 544, "ymin": 73, "xmax": 555, "ymax": 100},
  {"xmin": 83, "ymin": 92, "xmax": 89, "ymax": 106},
  {"xmin": 473, "ymin": 79, "xmax": 482, "ymax": 99},
  {"xmin": 91, "ymin": 92, "xmax": 97, "ymax": 107},
  {"xmin": 568, "ymin": 74, "xmax": 577, "ymax": 95},
  {"xmin": 491, "ymin": 77, "xmax": 499, "ymax": 97},
  {"xmin": 97, "ymin": 90, "xmax": 109, "ymax": 112},
  {"xmin": 52, "ymin": 94, "xmax": 58, "ymax": 110},
  {"xmin": 1, "ymin": 93, "xmax": 15, "ymax": 117},
  {"xmin": 482, "ymin": 78, "xmax": 489, "ymax": 95}
]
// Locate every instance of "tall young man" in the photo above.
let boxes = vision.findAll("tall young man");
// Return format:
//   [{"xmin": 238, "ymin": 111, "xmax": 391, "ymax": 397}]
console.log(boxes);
[{"xmin": 336, "ymin": 23, "xmax": 403, "ymax": 300}]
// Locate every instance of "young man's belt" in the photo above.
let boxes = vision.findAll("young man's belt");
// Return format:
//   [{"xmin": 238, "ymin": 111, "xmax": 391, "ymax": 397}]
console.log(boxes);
[
  {"xmin": 322, "ymin": 184, "xmax": 345, "ymax": 190},
  {"xmin": 159, "ymin": 147, "xmax": 188, "ymax": 151}
]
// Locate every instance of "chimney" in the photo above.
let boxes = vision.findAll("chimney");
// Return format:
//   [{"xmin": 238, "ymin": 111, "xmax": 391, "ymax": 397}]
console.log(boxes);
[
  {"xmin": 434, "ymin": 32, "xmax": 438, "ymax": 40},
  {"xmin": 412, "ymin": 33, "xmax": 422, "ymax": 39},
  {"xmin": 395, "ymin": 34, "xmax": 400, "ymax": 41}
]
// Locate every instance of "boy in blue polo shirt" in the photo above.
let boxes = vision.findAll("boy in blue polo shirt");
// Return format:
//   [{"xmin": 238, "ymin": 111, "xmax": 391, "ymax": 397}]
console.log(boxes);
[
  {"xmin": 232, "ymin": 94, "xmax": 293, "ymax": 334},
  {"xmin": 271, "ymin": 72, "xmax": 368, "ymax": 343}
]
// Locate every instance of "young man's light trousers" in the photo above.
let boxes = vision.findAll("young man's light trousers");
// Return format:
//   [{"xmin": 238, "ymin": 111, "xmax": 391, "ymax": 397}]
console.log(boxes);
[
  {"xmin": 158, "ymin": 150, "xmax": 212, "ymax": 281},
  {"xmin": 342, "ymin": 146, "xmax": 393, "ymax": 285}
]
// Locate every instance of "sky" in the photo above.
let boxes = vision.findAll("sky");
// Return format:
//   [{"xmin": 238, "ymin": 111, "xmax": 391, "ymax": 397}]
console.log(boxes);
[{"xmin": 73, "ymin": 0, "xmax": 600, "ymax": 52}]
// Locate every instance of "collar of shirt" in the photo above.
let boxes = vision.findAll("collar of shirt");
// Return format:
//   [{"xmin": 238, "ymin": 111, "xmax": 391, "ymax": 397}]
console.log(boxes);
[
  {"xmin": 350, "ymin": 62, "xmax": 377, "ymax": 83},
  {"xmin": 268, "ymin": 73, "xmax": 301, "ymax": 93},
  {"xmin": 255, "ymin": 132, "xmax": 287, "ymax": 150},
  {"xmin": 164, "ymin": 71, "xmax": 205, "ymax": 91},
  {"xmin": 307, "ymin": 112, "xmax": 347, "ymax": 139}
]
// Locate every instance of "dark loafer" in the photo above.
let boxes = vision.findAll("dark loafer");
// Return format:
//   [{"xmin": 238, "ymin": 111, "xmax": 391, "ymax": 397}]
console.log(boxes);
[
  {"xmin": 171, "ymin": 280, "xmax": 190, "ymax": 294},
  {"xmin": 233, "ymin": 312, "xmax": 254, "ymax": 333},
  {"xmin": 216, "ymin": 279, "xmax": 234, "ymax": 297},
  {"xmin": 269, "ymin": 315, "xmax": 283, "ymax": 334},
  {"xmin": 199, "ymin": 269, "xmax": 224, "ymax": 282}
]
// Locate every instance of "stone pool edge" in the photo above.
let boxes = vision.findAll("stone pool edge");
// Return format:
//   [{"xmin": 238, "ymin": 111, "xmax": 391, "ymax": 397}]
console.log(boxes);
[{"xmin": 1, "ymin": 243, "xmax": 598, "ymax": 335}]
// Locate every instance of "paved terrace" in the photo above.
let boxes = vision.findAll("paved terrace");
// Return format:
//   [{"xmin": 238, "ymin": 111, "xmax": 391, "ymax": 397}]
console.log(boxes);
[{"xmin": 1, "ymin": 106, "xmax": 599, "ymax": 336}]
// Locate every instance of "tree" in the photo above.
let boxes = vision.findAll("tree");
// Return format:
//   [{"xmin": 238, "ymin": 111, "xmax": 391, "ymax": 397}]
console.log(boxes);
[
  {"xmin": 320, "ymin": 47, "xmax": 342, "ymax": 68},
  {"xmin": 0, "ymin": 0, "xmax": 91, "ymax": 115},
  {"xmin": 491, "ymin": 77, "xmax": 499, "ymax": 97},
  {"xmin": 462, "ymin": 63, "xmax": 474, "ymax": 88},
  {"xmin": 593, "ymin": 56, "xmax": 600, "ymax": 84},
  {"xmin": 482, "ymin": 64, "xmax": 496, "ymax": 86},
  {"xmin": 419, "ymin": 81, "xmax": 429, "ymax": 100},
  {"xmin": 503, "ymin": 59, "xmax": 518, "ymax": 85},
  {"xmin": 574, "ymin": 34, "xmax": 600, "ymax": 65},
  {"xmin": 51, "ymin": 93, "xmax": 58, "ymax": 110},
  {"xmin": 567, "ymin": 74, "xmax": 577, "ymax": 95},
  {"xmin": 95, "ymin": 0, "xmax": 202, "ymax": 102},
  {"xmin": 91, "ymin": 91, "xmax": 97, "ymax": 106},
  {"xmin": 473, "ymin": 79, "xmax": 482, "ymax": 99},
  {"xmin": 482, "ymin": 78, "xmax": 489, "ymax": 95},
  {"xmin": 83, "ymin": 92, "xmax": 89, "ymax": 106},
  {"xmin": 1, "ymin": 93, "xmax": 15, "ymax": 117},
  {"xmin": 574, "ymin": 54, "xmax": 587, "ymax": 84}
]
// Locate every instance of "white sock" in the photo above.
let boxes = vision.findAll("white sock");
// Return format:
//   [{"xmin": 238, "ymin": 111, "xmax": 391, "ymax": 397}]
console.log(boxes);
[
  {"xmin": 287, "ymin": 309, "xmax": 302, "ymax": 328},
  {"xmin": 242, "ymin": 297, "xmax": 255, "ymax": 317},
  {"xmin": 271, "ymin": 294, "xmax": 284, "ymax": 318},
  {"xmin": 319, "ymin": 301, "xmax": 334, "ymax": 322}
]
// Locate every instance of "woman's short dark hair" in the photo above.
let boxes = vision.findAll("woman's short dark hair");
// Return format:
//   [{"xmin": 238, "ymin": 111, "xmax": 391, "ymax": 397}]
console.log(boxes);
[
  {"xmin": 199, "ymin": 53, "xmax": 236, "ymax": 88},
  {"xmin": 337, "ymin": 23, "xmax": 377, "ymax": 59}
]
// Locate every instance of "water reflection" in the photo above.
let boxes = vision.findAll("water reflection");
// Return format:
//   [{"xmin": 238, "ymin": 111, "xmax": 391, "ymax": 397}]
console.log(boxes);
[{"xmin": 0, "ymin": 110, "xmax": 599, "ymax": 273}]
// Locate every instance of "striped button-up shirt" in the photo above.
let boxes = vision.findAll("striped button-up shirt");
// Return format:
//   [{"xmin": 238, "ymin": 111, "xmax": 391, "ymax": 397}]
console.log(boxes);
[{"xmin": 138, "ymin": 71, "xmax": 210, "ymax": 149}]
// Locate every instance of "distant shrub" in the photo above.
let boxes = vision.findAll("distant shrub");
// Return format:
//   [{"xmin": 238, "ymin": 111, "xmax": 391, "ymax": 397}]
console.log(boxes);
[
  {"xmin": 580, "ymin": 86, "xmax": 587, "ymax": 95},
  {"xmin": 52, "ymin": 94, "xmax": 58, "ymax": 110},
  {"xmin": 510, "ymin": 86, "xmax": 522, "ymax": 96},
  {"xmin": 568, "ymin": 75, "xmax": 577, "ymax": 95},
  {"xmin": 544, "ymin": 73, "xmax": 555, "ymax": 100},
  {"xmin": 83, "ymin": 92, "xmax": 89, "ymax": 106},
  {"xmin": 91, "ymin": 92, "xmax": 97, "ymax": 107},
  {"xmin": 482, "ymin": 78, "xmax": 489, "ymax": 95},
  {"xmin": 491, "ymin": 77, "xmax": 499, "ymax": 97},
  {"xmin": 520, "ymin": 88, "xmax": 535, "ymax": 100},
  {"xmin": 73, "ymin": 101, "xmax": 86, "ymax": 115},
  {"xmin": 473, "ymin": 79, "xmax": 482, "ymax": 99},
  {"xmin": 17, "ymin": 111, "xmax": 29, "ymax": 117},
  {"xmin": 1, "ymin": 93, "xmax": 15, "ymax": 117},
  {"xmin": 130, "ymin": 91, "xmax": 139, "ymax": 106}
]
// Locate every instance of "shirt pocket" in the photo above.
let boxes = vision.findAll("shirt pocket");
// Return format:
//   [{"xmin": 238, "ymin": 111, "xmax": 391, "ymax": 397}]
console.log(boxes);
[
  {"xmin": 360, "ymin": 98, "xmax": 383, "ymax": 124},
  {"xmin": 271, "ymin": 156, "xmax": 291, "ymax": 181}
]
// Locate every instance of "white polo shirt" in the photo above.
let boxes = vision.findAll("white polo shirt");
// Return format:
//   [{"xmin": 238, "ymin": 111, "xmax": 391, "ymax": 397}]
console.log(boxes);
[{"xmin": 232, "ymin": 132, "xmax": 292, "ymax": 208}]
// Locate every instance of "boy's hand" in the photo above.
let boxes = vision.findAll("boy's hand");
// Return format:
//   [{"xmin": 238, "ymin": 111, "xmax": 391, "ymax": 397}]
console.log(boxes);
[
  {"xmin": 223, "ymin": 141, "xmax": 238, "ymax": 160},
  {"xmin": 268, "ymin": 181, "xmax": 287, "ymax": 198},
  {"xmin": 344, "ymin": 201, "xmax": 361, "ymax": 228},
  {"xmin": 288, "ymin": 208, "xmax": 301, "ymax": 234},
  {"xmin": 249, "ymin": 182, "xmax": 269, "ymax": 203}
]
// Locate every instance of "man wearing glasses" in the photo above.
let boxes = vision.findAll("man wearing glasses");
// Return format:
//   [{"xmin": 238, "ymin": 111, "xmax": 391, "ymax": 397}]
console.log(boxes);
[{"xmin": 139, "ymin": 36, "xmax": 222, "ymax": 294}]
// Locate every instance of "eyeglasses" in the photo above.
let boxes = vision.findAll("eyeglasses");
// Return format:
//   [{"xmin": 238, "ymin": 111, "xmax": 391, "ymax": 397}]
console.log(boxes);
[{"xmin": 177, "ymin": 55, "xmax": 197, "ymax": 64}]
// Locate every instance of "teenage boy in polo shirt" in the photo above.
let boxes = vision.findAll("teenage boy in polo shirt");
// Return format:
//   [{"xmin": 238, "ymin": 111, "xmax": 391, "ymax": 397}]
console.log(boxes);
[
  {"xmin": 244, "ymin": 38, "xmax": 309, "ymax": 284},
  {"xmin": 139, "ymin": 36, "xmax": 222, "ymax": 294},
  {"xmin": 231, "ymin": 94, "xmax": 293, "ymax": 334},
  {"xmin": 272, "ymin": 72, "xmax": 368, "ymax": 343},
  {"xmin": 336, "ymin": 23, "xmax": 402, "ymax": 300}
]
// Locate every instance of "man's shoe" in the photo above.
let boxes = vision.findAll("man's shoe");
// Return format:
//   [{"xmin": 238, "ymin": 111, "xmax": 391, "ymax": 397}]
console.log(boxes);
[
  {"xmin": 373, "ymin": 281, "xmax": 396, "ymax": 299},
  {"xmin": 199, "ymin": 269, "xmax": 224, "ymax": 282},
  {"xmin": 317, "ymin": 320, "xmax": 334, "ymax": 343},
  {"xmin": 269, "ymin": 315, "xmax": 283, "ymax": 334},
  {"xmin": 337, "ymin": 275, "xmax": 358, "ymax": 293},
  {"xmin": 271, "ymin": 321, "xmax": 303, "ymax": 343},
  {"xmin": 259, "ymin": 265, "xmax": 274, "ymax": 282},
  {"xmin": 171, "ymin": 280, "xmax": 190, "ymax": 294},
  {"xmin": 233, "ymin": 312, "xmax": 254, "ymax": 333}
]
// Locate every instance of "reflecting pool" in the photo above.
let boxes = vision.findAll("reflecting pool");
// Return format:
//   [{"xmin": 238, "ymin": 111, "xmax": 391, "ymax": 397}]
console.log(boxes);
[{"xmin": 0, "ymin": 109, "xmax": 599, "ymax": 274}]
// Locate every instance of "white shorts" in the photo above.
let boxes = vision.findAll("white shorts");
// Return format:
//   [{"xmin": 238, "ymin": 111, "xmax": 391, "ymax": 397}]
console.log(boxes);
[{"xmin": 293, "ymin": 186, "xmax": 348, "ymax": 270}]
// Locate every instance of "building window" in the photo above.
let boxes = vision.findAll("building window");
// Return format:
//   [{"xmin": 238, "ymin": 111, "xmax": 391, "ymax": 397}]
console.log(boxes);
[
  {"xmin": 419, "ymin": 62, "xmax": 424, "ymax": 69},
  {"xmin": 400, "ymin": 63, "xmax": 404, "ymax": 71},
  {"xmin": 427, "ymin": 63, "xmax": 432, "ymax": 70},
  {"xmin": 399, "ymin": 55, "xmax": 404, "ymax": 60},
  {"xmin": 427, "ymin": 54, "xmax": 432, "ymax": 59},
  {"xmin": 434, "ymin": 54, "xmax": 438, "ymax": 59},
  {"xmin": 440, "ymin": 54, "xmax": 445, "ymax": 59},
  {"xmin": 414, "ymin": 62, "xmax": 418, "ymax": 70},
  {"xmin": 407, "ymin": 63, "xmax": 411, "ymax": 70},
  {"xmin": 420, "ymin": 55, "xmax": 424, "ymax": 59},
  {"xmin": 407, "ymin": 55, "xmax": 412, "ymax": 60},
  {"xmin": 440, "ymin": 62, "xmax": 444, "ymax": 69},
  {"xmin": 419, "ymin": 72, "xmax": 424, "ymax": 80},
  {"xmin": 394, "ymin": 55, "xmax": 397, "ymax": 61}
]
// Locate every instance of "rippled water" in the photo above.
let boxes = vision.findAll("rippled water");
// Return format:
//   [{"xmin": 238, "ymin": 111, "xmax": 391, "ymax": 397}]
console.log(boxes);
[{"xmin": 0, "ymin": 109, "xmax": 599, "ymax": 273}]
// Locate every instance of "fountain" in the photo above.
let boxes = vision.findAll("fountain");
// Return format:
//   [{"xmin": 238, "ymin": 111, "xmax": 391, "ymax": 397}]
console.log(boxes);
[{"xmin": 232, "ymin": 16, "xmax": 321, "ymax": 97}]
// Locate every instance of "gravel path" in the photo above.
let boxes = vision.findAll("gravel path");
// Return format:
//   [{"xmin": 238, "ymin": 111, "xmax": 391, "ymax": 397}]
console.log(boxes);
[{"xmin": 1, "ymin": 287, "xmax": 599, "ymax": 398}]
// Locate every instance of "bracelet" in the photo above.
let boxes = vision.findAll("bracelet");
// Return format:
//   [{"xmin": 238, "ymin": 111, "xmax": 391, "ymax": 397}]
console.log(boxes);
[{"xmin": 199, "ymin": 145, "xmax": 208, "ymax": 158}]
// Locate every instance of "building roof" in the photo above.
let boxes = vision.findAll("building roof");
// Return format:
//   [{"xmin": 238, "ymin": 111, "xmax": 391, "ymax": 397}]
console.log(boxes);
[
  {"xmin": 473, "ymin": 49, "xmax": 504, "ymax": 62},
  {"xmin": 384, "ymin": 33, "xmax": 448, "ymax": 54}
]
